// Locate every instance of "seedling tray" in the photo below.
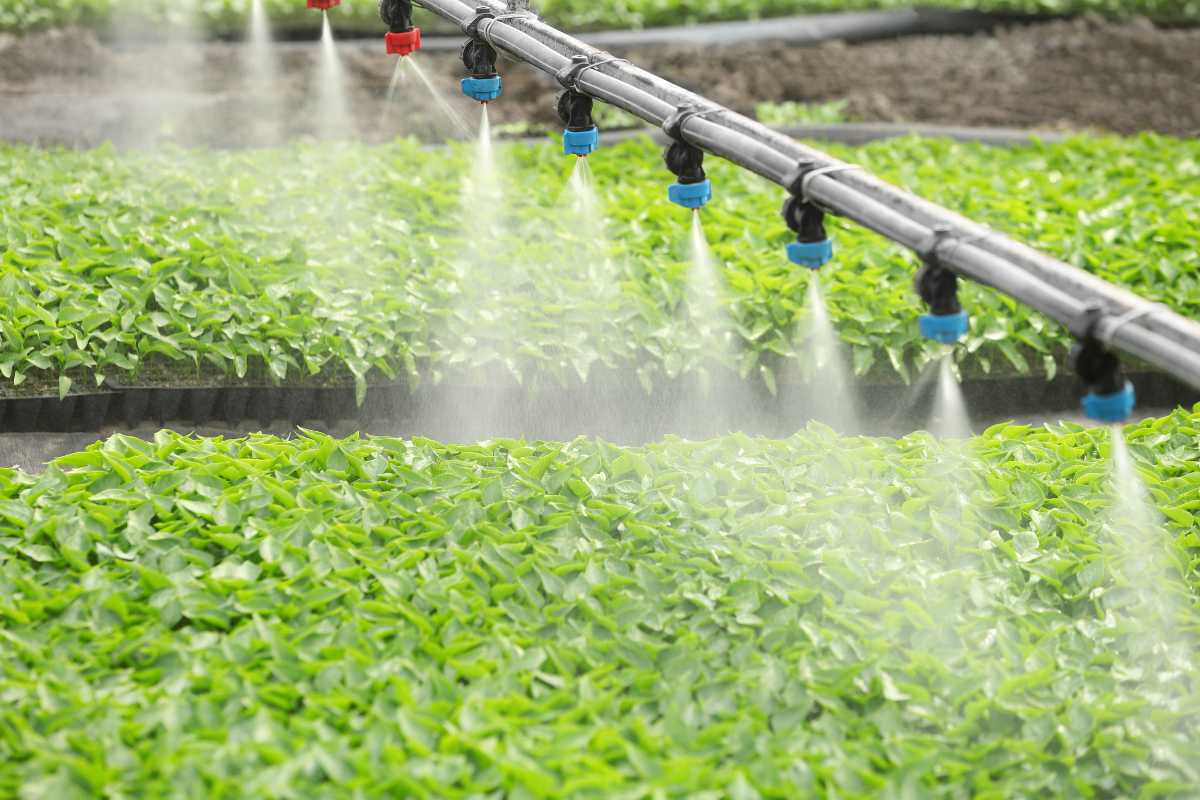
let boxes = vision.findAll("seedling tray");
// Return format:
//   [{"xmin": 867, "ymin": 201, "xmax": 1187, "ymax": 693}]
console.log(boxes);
[{"xmin": 1, "ymin": 370, "xmax": 1194, "ymax": 437}]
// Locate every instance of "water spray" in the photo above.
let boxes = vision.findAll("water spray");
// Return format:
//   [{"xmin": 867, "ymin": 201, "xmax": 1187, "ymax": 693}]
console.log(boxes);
[
  {"xmin": 460, "ymin": 8, "xmax": 501, "ymax": 103},
  {"xmin": 663, "ymin": 105, "xmax": 713, "ymax": 210},
  {"xmin": 914, "ymin": 228, "xmax": 970, "ymax": 344},
  {"xmin": 781, "ymin": 162, "xmax": 840, "ymax": 270},
  {"xmin": 380, "ymin": 0, "xmax": 421, "ymax": 56},
  {"xmin": 1071, "ymin": 303, "xmax": 1137, "ymax": 423}
]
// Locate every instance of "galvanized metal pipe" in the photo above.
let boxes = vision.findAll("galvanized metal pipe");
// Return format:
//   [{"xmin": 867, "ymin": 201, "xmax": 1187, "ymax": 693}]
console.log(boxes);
[{"xmin": 413, "ymin": 0, "xmax": 1200, "ymax": 391}]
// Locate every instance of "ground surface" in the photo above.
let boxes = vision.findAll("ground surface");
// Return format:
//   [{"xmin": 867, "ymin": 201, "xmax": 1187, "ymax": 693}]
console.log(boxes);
[
  {"xmin": 2, "ymin": 422, "xmax": 1198, "ymax": 796},
  {"xmin": 1, "ymin": 18, "xmax": 1197, "ymax": 148}
]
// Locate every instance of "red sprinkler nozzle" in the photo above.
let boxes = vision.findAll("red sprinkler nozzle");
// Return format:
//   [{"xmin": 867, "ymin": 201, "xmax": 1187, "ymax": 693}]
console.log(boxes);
[
  {"xmin": 385, "ymin": 28, "xmax": 421, "ymax": 56},
  {"xmin": 307, "ymin": 0, "xmax": 341, "ymax": 8}
]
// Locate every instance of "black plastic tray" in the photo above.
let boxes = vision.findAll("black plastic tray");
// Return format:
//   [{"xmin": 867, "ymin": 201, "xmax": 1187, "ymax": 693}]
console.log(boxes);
[
  {"xmin": 1, "ymin": 370, "xmax": 1195, "ymax": 439},
  {"xmin": 0, "ymin": 384, "xmax": 388, "ymax": 433}
]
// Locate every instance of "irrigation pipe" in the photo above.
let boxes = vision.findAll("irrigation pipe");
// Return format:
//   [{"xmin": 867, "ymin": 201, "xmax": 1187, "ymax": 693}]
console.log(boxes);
[
  {"xmin": 412, "ymin": 0, "xmax": 1200, "ymax": 392},
  {"xmin": 510, "ymin": 123, "xmax": 1067, "ymax": 150}
]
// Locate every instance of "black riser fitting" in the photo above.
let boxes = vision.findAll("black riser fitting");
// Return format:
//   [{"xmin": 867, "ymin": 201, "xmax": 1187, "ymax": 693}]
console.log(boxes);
[
  {"xmin": 462, "ymin": 40, "xmax": 498, "ymax": 77},
  {"xmin": 379, "ymin": 0, "xmax": 414, "ymax": 32},
  {"xmin": 914, "ymin": 263, "xmax": 962, "ymax": 317},
  {"xmin": 557, "ymin": 90, "xmax": 595, "ymax": 131},
  {"xmin": 782, "ymin": 196, "xmax": 828, "ymax": 244},
  {"xmin": 665, "ymin": 142, "xmax": 706, "ymax": 184},
  {"xmin": 1070, "ymin": 339, "xmax": 1125, "ymax": 395}
]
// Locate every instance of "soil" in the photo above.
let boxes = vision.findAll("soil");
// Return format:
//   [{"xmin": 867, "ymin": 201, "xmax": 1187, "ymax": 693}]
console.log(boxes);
[{"xmin": 1, "ymin": 17, "xmax": 1198, "ymax": 149}]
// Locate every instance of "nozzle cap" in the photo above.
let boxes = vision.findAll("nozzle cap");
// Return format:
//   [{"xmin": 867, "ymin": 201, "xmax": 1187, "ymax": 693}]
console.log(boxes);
[
  {"xmin": 1083, "ymin": 381, "xmax": 1136, "ymax": 423},
  {"xmin": 563, "ymin": 126, "xmax": 599, "ymax": 156},
  {"xmin": 461, "ymin": 75, "xmax": 502, "ymax": 102},
  {"xmin": 786, "ymin": 238, "xmax": 833, "ymax": 269},
  {"xmin": 668, "ymin": 179, "xmax": 712, "ymax": 209},
  {"xmin": 918, "ymin": 311, "xmax": 969, "ymax": 344},
  {"xmin": 385, "ymin": 28, "xmax": 422, "ymax": 56}
]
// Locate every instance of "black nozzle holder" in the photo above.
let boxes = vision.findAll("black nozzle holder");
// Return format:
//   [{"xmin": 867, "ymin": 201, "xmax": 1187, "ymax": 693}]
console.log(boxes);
[
  {"xmin": 913, "ymin": 228, "xmax": 963, "ymax": 316},
  {"xmin": 557, "ymin": 89, "xmax": 595, "ymax": 132},
  {"xmin": 665, "ymin": 141, "xmax": 706, "ymax": 185},
  {"xmin": 379, "ymin": 0, "xmax": 414, "ymax": 31},
  {"xmin": 461, "ymin": 39, "xmax": 498, "ymax": 77},
  {"xmin": 1070, "ymin": 304, "xmax": 1126, "ymax": 395},
  {"xmin": 781, "ymin": 195, "xmax": 829, "ymax": 245}
]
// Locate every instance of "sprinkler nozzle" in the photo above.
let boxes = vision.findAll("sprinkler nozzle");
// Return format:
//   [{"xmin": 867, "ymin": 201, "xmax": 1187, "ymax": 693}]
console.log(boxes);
[
  {"xmin": 914, "ymin": 233, "xmax": 969, "ymax": 342},
  {"xmin": 384, "ymin": 29, "xmax": 421, "ymax": 55},
  {"xmin": 308, "ymin": 0, "xmax": 341, "ymax": 8},
  {"xmin": 918, "ymin": 311, "xmax": 970, "ymax": 344},
  {"xmin": 1082, "ymin": 383, "xmax": 1137, "ymax": 423},
  {"xmin": 558, "ymin": 89, "xmax": 598, "ymax": 157},
  {"xmin": 460, "ymin": 39, "xmax": 501, "ymax": 102},
  {"xmin": 563, "ymin": 128, "xmax": 599, "ymax": 156},
  {"xmin": 664, "ymin": 140, "xmax": 711, "ymax": 210},
  {"xmin": 1070, "ymin": 312, "xmax": 1136, "ymax": 422},
  {"xmin": 668, "ymin": 180, "xmax": 712, "ymax": 209},
  {"xmin": 782, "ymin": 194, "xmax": 832, "ymax": 270},
  {"xmin": 380, "ymin": 0, "xmax": 419, "ymax": 55},
  {"xmin": 786, "ymin": 239, "xmax": 834, "ymax": 270},
  {"xmin": 461, "ymin": 76, "xmax": 501, "ymax": 102}
]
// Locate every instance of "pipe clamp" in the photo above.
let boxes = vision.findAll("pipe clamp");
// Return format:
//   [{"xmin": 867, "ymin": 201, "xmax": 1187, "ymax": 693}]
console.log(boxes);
[
  {"xmin": 556, "ymin": 53, "xmax": 629, "ymax": 91},
  {"xmin": 465, "ymin": 5, "xmax": 496, "ymax": 40},
  {"xmin": 662, "ymin": 104, "xmax": 725, "ymax": 144}
]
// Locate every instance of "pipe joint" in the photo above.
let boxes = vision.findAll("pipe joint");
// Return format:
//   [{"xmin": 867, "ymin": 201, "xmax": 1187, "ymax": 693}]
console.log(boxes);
[
  {"xmin": 464, "ymin": 5, "xmax": 495, "ymax": 41},
  {"xmin": 784, "ymin": 160, "xmax": 860, "ymax": 211},
  {"xmin": 662, "ymin": 103, "xmax": 723, "ymax": 145}
]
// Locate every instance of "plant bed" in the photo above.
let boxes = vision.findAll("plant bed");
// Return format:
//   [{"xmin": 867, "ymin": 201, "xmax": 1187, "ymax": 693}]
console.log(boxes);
[
  {"xmin": 1, "ymin": 414, "xmax": 1198, "ymax": 795},
  {"xmin": 2, "ymin": 135, "xmax": 1197, "ymax": 411}
]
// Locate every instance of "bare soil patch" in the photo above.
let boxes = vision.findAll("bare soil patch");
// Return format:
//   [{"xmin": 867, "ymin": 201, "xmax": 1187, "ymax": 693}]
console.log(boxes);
[{"xmin": 1, "ymin": 18, "xmax": 1197, "ymax": 148}]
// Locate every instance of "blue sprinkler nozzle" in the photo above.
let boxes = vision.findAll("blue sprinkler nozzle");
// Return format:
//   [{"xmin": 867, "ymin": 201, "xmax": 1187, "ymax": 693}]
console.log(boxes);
[
  {"xmin": 918, "ymin": 310, "xmax": 970, "ymax": 344},
  {"xmin": 668, "ymin": 179, "xmax": 712, "ymax": 210},
  {"xmin": 461, "ymin": 75, "xmax": 501, "ymax": 103},
  {"xmin": 563, "ymin": 126, "xmax": 599, "ymax": 157},
  {"xmin": 786, "ymin": 238, "xmax": 834, "ymax": 270},
  {"xmin": 1082, "ymin": 381, "xmax": 1136, "ymax": 423}
]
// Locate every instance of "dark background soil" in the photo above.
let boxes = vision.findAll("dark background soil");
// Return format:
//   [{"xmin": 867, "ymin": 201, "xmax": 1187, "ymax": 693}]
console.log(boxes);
[{"xmin": 1, "ymin": 17, "xmax": 1197, "ymax": 148}]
